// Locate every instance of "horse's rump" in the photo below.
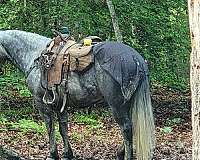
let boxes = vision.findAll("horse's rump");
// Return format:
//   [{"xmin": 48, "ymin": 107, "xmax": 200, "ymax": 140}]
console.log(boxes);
[{"xmin": 93, "ymin": 42, "xmax": 148, "ymax": 101}]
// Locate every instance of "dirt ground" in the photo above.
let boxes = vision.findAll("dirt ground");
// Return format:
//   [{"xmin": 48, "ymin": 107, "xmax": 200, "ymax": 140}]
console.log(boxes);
[{"xmin": 0, "ymin": 87, "xmax": 192, "ymax": 160}]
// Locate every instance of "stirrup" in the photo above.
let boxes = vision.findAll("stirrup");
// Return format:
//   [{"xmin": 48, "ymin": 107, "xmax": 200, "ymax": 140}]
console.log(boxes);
[
  {"xmin": 60, "ymin": 92, "xmax": 67, "ymax": 113},
  {"xmin": 43, "ymin": 86, "xmax": 56, "ymax": 104}
]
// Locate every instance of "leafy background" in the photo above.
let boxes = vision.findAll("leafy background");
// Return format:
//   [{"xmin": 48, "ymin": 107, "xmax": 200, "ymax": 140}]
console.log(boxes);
[{"xmin": 0, "ymin": 0, "xmax": 190, "ymax": 90}]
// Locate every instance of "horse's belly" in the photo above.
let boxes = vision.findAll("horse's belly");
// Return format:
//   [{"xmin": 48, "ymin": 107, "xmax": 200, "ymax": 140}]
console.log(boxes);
[{"xmin": 67, "ymin": 73, "xmax": 104, "ymax": 107}]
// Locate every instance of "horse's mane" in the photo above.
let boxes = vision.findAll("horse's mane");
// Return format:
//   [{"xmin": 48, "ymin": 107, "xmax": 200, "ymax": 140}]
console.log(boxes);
[{"xmin": 1, "ymin": 30, "xmax": 51, "ymax": 51}]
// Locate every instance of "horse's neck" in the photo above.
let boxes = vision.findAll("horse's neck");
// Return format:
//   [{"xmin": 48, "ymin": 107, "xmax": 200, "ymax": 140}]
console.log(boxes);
[{"xmin": 0, "ymin": 30, "xmax": 50, "ymax": 75}]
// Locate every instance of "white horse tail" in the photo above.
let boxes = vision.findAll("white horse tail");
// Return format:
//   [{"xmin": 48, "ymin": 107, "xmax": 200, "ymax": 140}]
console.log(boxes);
[{"xmin": 131, "ymin": 75, "xmax": 155, "ymax": 159}]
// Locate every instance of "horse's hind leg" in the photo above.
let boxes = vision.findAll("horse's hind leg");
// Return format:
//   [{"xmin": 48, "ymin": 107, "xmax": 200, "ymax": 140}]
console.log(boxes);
[
  {"xmin": 57, "ymin": 110, "xmax": 73, "ymax": 160},
  {"xmin": 35, "ymin": 98, "xmax": 59, "ymax": 160},
  {"xmin": 95, "ymin": 63, "xmax": 134, "ymax": 159},
  {"xmin": 95, "ymin": 76, "xmax": 133, "ymax": 159},
  {"xmin": 112, "ymin": 103, "xmax": 134, "ymax": 160}
]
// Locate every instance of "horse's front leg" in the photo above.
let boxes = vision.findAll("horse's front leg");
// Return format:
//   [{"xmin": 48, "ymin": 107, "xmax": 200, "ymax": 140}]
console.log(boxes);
[
  {"xmin": 57, "ymin": 109, "xmax": 73, "ymax": 160},
  {"xmin": 35, "ymin": 99, "xmax": 59, "ymax": 160}
]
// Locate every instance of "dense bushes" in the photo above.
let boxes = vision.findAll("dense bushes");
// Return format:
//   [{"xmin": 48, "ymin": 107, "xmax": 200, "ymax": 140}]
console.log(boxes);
[{"xmin": 0, "ymin": 0, "xmax": 190, "ymax": 90}]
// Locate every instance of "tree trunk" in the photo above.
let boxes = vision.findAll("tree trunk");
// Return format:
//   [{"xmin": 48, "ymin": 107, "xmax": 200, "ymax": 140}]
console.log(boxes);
[
  {"xmin": 106, "ymin": 0, "xmax": 123, "ymax": 42},
  {"xmin": 188, "ymin": 0, "xmax": 200, "ymax": 159}
]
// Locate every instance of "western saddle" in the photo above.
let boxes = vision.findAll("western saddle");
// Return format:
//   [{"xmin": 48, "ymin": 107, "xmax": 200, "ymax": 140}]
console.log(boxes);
[{"xmin": 39, "ymin": 33, "xmax": 102, "ymax": 112}]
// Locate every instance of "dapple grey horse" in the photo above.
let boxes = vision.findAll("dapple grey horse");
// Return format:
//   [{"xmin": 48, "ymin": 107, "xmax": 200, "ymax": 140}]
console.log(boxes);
[{"xmin": 0, "ymin": 30, "xmax": 155, "ymax": 160}]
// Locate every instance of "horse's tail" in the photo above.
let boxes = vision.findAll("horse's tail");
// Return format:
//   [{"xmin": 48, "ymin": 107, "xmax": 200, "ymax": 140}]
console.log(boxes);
[{"xmin": 131, "ymin": 75, "xmax": 155, "ymax": 160}]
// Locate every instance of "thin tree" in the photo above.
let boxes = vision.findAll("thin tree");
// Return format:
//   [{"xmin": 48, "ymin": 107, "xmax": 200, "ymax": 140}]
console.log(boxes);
[
  {"xmin": 188, "ymin": 0, "xmax": 200, "ymax": 159},
  {"xmin": 106, "ymin": 0, "xmax": 123, "ymax": 42}
]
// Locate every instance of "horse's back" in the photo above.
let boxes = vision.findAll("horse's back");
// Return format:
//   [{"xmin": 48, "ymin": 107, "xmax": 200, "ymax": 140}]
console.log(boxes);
[{"xmin": 93, "ymin": 41, "xmax": 148, "ymax": 73}]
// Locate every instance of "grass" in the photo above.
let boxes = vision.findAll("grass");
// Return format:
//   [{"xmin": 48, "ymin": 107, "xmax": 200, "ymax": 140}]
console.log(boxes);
[
  {"xmin": 10, "ymin": 119, "xmax": 46, "ymax": 134},
  {"xmin": 0, "ymin": 105, "xmax": 36, "ymax": 121},
  {"xmin": 0, "ymin": 114, "xmax": 62, "ymax": 140},
  {"xmin": 73, "ymin": 112, "xmax": 103, "ymax": 129}
]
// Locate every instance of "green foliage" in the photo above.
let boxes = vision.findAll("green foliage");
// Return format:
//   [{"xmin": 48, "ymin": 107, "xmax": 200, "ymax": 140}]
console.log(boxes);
[
  {"xmin": 0, "ymin": 63, "xmax": 32, "ymax": 98},
  {"xmin": 71, "ymin": 132, "xmax": 83, "ymax": 142},
  {"xmin": 10, "ymin": 119, "xmax": 46, "ymax": 134},
  {"xmin": 161, "ymin": 126, "xmax": 173, "ymax": 134},
  {"xmin": 74, "ymin": 112, "xmax": 102, "ymax": 129},
  {"xmin": 161, "ymin": 116, "xmax": 183, "ymax": 134},
  {"xmin": 0, "ymin": 112, "xmax": 62, "ymax": 138},
  {"xmin": 0, "ymin": 106, "xmax": 35, "ymax": 121},
  {"xmin": 166, "ymin": 117, "xmax": 183, "ymax": 125},
  {"xmin": 114, "ymin": 0, "xmax": 190, "ymax": 89},
  {"xmin": 0, "ymin": 0, "xmax": 190, "ymax": 89},
  {"xmin": 0, "ymin": 115, "xmax": 8, "ymax": 125},
  {"xmin": 0, "ymin": 113, "xmax": 46, "ymax": 134}
]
